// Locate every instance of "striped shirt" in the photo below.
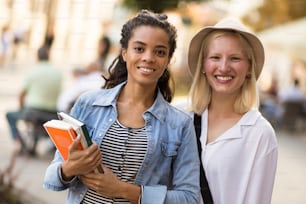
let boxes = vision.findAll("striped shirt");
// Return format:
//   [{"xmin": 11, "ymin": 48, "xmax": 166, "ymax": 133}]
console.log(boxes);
[{"xmin": 81, "ymin": 120, "xmax": 147, "ymax": 204}]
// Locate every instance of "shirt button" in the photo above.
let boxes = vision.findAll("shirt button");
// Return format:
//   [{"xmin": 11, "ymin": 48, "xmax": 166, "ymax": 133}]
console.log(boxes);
[{"xmin": 109, "ymin": 118, "xmax": 113, "ymax": 122}]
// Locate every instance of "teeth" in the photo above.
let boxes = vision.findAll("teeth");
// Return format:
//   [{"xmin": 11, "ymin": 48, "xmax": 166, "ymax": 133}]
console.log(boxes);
[
  {"xmin": 216, "ymin": 76, "xmax": 232, "ymax": 80},
  {"xmin": 139, "ymin": 67, "xmax": 154, "ymax": 73}
]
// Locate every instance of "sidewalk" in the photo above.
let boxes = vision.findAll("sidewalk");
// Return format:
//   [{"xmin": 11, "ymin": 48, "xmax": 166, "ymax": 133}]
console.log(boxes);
[
  {"xmin": 1, "ymin": 65, "xmax": 306, "ymax": 204},
  {"xmin": 272, "ymin": 131, "xmax": 306, "ymax": 204}
]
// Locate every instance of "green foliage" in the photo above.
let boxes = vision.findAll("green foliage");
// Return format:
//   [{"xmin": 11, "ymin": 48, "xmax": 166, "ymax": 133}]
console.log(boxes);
[
  {"xmin": 242, "ymin": 0, "xmax": 306, "ymax": 31},
  {"xmin": 120, "ymin": 0, "xmax": 203, "ymax": 12}
]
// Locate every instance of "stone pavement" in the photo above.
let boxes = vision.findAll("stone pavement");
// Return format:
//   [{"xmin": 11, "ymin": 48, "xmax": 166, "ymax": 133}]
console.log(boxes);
[{"xmin": 1, "ymin": 65, "xmax": 306, "ymax": 204}]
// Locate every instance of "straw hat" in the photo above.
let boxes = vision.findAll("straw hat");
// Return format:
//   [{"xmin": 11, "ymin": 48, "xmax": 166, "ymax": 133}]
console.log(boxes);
[{"xmin": 188, "ymin": 18, "xmax": 265, "ymax": 79}]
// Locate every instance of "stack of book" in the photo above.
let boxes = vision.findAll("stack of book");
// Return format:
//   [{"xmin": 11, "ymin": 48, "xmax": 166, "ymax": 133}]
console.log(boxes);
[{"xmin": 43, "ymin": 112, "xmax": 104, "ymax": 173}]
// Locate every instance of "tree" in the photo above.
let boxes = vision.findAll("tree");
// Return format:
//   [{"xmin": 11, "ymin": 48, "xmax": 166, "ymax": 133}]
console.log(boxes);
[
  {"xmin": 242, "ymin": 0, "xmax": 306, "ymax": 31},
  {"xmin": 120, "ymin": 0, "xmax": 205, "ymax": 13}
]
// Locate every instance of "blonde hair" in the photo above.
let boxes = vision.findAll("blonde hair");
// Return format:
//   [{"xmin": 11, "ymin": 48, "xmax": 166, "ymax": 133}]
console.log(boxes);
[{"xmin": 189, "ymin": 30, "xmax": 259, "ymax": 115}]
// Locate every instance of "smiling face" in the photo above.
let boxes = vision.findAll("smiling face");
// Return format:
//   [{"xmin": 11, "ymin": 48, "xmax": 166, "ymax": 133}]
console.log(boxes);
[
  {"xmin": 204, "ymin": 33, "xmax": 251, "ymax": 98},
  {"xmin": 121, "ymin": 25, "xmax": 170, "ymax": 88}
]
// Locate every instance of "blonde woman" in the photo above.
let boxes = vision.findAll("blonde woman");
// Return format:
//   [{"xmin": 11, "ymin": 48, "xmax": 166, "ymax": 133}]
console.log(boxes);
[{"xmin": 188, "ymin": 18, "xmax": 278, "ymax": 204}]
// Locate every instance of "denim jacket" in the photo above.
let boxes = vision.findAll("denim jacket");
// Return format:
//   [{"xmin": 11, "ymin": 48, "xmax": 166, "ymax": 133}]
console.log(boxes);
[{"xmin": 43, "ymin": 82, "xmax": 200, "ymax": 204}]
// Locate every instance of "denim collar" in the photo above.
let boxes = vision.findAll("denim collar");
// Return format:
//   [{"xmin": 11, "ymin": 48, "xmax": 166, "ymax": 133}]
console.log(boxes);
[{"xmin": 92, "ymin": 81, "xmax": 168, "ymax": 123}]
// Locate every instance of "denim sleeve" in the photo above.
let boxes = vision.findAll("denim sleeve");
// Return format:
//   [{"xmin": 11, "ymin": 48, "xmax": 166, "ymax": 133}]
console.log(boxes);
[
  {"xmin": 58, "ymin": 165, "xmax": 78, "ymax": 185},
  {"xmin": 141, "ymin": 185, "xmax": 167, "ymax": 204},
  {"xmin": 43, "ymin": 151, "xmax": 68, "ymax": 191},
  {"xmin": 43, "ymin": 151, "xmax": 78, "ymax": 191}
]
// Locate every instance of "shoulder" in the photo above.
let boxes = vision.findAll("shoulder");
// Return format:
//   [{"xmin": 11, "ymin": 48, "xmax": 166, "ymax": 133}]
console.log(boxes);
[
  {"xmin": 243, "ymin": 110, "xmax": 278, "ymax": 151},
  {"xmin": 150, "ymin": 93, "xmax": 192, "ymax": 124},
  {"xmin": 77, "ymin": 88, "xmax": 110, "ymax": 104},
  {"xmin": 162, "ymin": 102, "xmax": 194, "ymax": 128},
  {"xmin": 254, "ymin": 111, "xmax": 275, "ymax": 135},
  {"xmin": 168, "ymin": 103, "xmax": 192, "ymax": 119},
  {"xmin": 169, "ymin": 96, "xmax": 193, "ymax": 119},
  {"xmin": 243, "ymin": 110, "xmax": 274, "ymax": 131}
]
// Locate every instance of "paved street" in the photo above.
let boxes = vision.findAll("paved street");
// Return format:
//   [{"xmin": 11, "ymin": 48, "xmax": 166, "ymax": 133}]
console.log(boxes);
[{"xmin": 1, "ymin": 65, "xmax": 306, "ymax": 204}]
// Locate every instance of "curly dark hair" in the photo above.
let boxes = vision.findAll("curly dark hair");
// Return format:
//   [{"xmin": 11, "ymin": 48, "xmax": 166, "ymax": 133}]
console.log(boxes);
[{"xmin": 103, "ymin": 9, "xmax": 177, "ymax": 102}]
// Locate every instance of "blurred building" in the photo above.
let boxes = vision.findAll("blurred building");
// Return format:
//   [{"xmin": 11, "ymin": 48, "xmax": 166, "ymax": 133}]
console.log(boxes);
[
  {"xmin": 2, "ymin": 0, "xmax": 304, "ymax": 96},
  {"xmin": 258, "ymin": 17, "xmax": 306, "ymax": 94},
  {"xmin": 0, "ymin": 0, "xmax": 119, "ymax": 65}
]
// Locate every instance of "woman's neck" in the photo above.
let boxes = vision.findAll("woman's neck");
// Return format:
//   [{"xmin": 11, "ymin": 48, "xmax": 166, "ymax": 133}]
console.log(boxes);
[
  {"xmin": 208, "ymin": 94, "xmax": 239, "ymax": 118},
  {"xmin": 118, "ymin": 83, "xmax": 156, "ymax": 108},
  {"xmin": 116, "ymin": 83, "xmax": 157, "ymax": 128}
]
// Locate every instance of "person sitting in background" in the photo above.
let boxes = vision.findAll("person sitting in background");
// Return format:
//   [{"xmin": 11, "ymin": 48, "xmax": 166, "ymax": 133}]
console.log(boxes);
[
  {"xmin": 89, "ymin": 35, "xmax": 112, "ymax": 76},
  {"xmin": 277, "ymin": 78, "xmax": 305, "ymax": 129},
  {"xmin": 56, "ymin": 36, "xmax": 112, "ymax": 113},
  {"xmin": 278, "ymin": 79, "xmax": 305, "ymax": 103},
  {"xmin": 6, "ymin": 45, "xmax": 62, "ymax": 155},
  {"xmin": 260, "ymin": 78, "xmax": 283, "ymax": 127},
  {"xmin": 57, "ymin": 66, "xmax": 105, "ymax": 113}
]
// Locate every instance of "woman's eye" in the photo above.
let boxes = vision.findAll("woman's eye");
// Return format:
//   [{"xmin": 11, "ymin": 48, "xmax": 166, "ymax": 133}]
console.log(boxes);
[
  {"xmin": 210, "ymin": 56, "xmax": 219, "ymax": 60},
  {"xmin": 155, "ymin": 50, "xmax": 167, "ymax": 57},
  {"xmin": 231, "ymin": 57, "xmax": 240, "ymax": 61},
  {"xmin": 134, "ymin": 47, "xmax": 144, "ymax": 53}
]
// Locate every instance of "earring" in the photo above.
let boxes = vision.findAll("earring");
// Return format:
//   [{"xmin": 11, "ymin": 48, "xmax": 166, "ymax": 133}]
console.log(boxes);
[{"xmin": 202, "ymin": 71, "xmax": 206, "ymax": 75}]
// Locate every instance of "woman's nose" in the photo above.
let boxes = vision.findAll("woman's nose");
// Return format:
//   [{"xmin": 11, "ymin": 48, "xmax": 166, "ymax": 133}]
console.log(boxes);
[
  {"xmin": 142, "ymin": 51, "xmax": 155, "ymax": 62},
  {"xmin": 219, "ymin": 59, "xmax": 230, "ymax": 72}
]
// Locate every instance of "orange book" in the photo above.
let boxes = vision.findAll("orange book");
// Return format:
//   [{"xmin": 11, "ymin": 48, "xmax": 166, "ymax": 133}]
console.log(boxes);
[
  {"xmin": 57, "ymin": 112, "xmax": 104, "ymax": 173},
  {"xmin": 43, "ymin": 120, "xmax": 83, "ymax": 160}
]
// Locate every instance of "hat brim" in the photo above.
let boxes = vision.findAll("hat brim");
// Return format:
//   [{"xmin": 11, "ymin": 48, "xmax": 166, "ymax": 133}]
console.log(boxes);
[{"xmin": 188, "ymin": 25, "xmax": 265, "ymax": 79}]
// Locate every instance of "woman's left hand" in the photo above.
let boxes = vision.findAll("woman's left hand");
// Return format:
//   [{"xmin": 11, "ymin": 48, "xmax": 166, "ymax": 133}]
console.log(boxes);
[{"xmin": 80, "ymin": 166, "xmax": 122, "ymax": 198}]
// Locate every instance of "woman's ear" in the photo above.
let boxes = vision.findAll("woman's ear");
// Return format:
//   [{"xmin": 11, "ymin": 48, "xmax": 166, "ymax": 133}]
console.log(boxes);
[
  {"xmin": 246, "ymin": 66, "xmax": 253, "ymax": 79},
  {"xmin": 121, "ymin": 48, "xmax": 127, "ymax": 62},
  {"xmin": 245, "ymin": 70, "xmax": 252, "ymax": 79}
]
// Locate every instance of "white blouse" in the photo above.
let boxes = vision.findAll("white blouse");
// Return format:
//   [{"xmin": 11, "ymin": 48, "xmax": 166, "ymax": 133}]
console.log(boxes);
[{"xmin": 200, "ymin": 109, "xmax": 278, "ymax": 204}]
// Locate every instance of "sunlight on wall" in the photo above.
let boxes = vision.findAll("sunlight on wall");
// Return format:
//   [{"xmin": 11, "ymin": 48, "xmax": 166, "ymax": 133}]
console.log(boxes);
[{"xmin": 0, "ymin": 0, "xmax": 118, "ymax": 67}]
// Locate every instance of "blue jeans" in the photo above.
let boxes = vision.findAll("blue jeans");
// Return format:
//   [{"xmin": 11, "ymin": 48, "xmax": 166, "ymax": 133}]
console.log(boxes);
[
  {"xmin": 6, "ymin": 110, "xmax": 22, "ymax": 140},
  {"xmin": 6, "ymin": 108, "xmax": 58, "ymax": 154}
]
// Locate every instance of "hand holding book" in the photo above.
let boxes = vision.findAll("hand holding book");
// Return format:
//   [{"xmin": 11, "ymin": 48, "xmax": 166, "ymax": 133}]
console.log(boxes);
[
  {"xmin": 43, "ymin": 112, "xmax": 104, "ymax": 173},
  {"xmin": 61, "ymin": 135, "xmax": 103, "ymax": 178}
]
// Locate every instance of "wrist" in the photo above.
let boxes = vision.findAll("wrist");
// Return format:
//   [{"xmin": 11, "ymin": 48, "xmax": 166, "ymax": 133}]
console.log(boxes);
[
  {"xmin": 117, "ymin": 181, "xmax": 141, "ymax": 203},
  {"xmin": 61, "ymin": 161, "xmax": 74, "ymax": 181}
]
